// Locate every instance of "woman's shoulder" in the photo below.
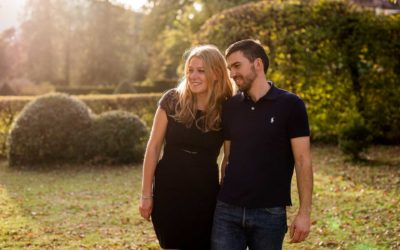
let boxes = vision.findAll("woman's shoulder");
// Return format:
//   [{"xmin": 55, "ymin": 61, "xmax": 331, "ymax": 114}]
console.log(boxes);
[
  {"xmin": 159, "ymin": 88, "xmax": 179, "ymax": 114},
  {"xmin": 162, "ymin": 88, "xmax": 178, "ymax": 98}
]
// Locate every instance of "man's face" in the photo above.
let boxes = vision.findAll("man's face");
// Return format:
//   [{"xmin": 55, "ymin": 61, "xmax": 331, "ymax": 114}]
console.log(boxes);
[{"xmin": 227, "ymin": 51, "xmax": 257, "ymax": 92}]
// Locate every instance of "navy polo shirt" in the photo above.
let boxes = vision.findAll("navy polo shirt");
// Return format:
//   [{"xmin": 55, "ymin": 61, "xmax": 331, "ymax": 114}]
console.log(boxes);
[{"xmin": 218, "ymin": 82, "xmax": 310, "ymax": 208}]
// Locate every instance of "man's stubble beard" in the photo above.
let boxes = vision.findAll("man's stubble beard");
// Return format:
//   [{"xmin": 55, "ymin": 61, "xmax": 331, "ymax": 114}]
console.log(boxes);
[{"xmin": 235, "ymin": 65, "xmax": 257, "ymax": 93}]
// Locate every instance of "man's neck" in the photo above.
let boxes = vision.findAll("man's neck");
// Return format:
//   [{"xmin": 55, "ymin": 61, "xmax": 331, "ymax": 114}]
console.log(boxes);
[{"xmin": 247, "ymin": 77, "xmax": 270, "ymax": 102}]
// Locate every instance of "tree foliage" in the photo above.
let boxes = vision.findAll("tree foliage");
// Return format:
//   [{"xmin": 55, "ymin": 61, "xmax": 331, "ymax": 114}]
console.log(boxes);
[
  {"xmin": 141, "ymin": 0, "xmax": 259, "ymax": 81},
  {"xmin": 197, "ymin": 1, "xmax": 400, "ymax": 143},
  {"xmin": 9, "ymin": 0, "xmax": 146, "ymax": 86},
  {"xmin": 0, "ymin": 28, "xmax": 21, "ymax": 82}
]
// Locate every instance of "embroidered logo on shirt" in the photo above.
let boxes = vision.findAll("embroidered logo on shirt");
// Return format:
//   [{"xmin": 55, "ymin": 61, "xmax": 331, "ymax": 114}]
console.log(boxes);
[{"xmin": 270, "ymin": 117, "xmax": 275, "ymax": 124}]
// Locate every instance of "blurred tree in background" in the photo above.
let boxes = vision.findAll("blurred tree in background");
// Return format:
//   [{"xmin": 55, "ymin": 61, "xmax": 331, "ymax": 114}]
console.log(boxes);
[
  {"xmin": 21, "ymin": 0, "xmax": 58, "ymax": 84},
  {"xmin": 141, "ymin": 0, "xmax": 258, "ymax": 81},
  {"xmin": 82, "ymin": 0, "xmax": 143, "ymax": 85},
  {"xmin": 0, "ymin": 0, "xmax": 399, "ymax": 144},
  {"xmin": 0, "ymin": 28, "xmax": 22, "ymax": 82},
  {"xmin": 197, "ymin": 1, "xmax": 400, "ymax": 143},
  {"xmin": 13, "ymin": 0, "xmax": 146, "ymax": 86}
]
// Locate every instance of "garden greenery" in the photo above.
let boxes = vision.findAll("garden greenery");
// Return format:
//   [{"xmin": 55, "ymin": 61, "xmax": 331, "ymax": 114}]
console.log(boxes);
[
  {"xmin": 197, "ymin": 1, "xmax": 400, "ymax": 144},
  {"xmin": 7, "ymin": 93, "xmax": 150, "ymax": 167},
  {"xmin": 8, "ymin": 93, "xmax": 92, "ymax": 166}
]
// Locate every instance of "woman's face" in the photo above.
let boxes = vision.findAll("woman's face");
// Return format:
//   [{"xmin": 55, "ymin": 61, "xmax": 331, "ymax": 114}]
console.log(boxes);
[{"xmin": 187, "ymin": 57, "xmax": 209, "ymax": 96}]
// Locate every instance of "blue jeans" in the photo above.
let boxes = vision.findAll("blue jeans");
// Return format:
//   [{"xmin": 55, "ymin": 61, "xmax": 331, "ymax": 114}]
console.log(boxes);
[{"xmin": 211, "ymin": 201, "xmax": 287, "ymax": 250}]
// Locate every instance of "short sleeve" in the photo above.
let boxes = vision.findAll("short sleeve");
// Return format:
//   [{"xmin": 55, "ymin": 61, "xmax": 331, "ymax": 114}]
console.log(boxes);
[
  {"xmin": 158, "ymin": 88, "xmax": 178, "ymax": 116},
  {"xmin": 288, "ymin": 96, "xmax": 310, "ymax": 138}
]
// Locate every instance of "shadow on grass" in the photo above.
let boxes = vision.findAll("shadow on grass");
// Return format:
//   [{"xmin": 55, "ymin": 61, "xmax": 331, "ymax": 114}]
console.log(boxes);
[
  {"xmin": 342, "ymin": 156, "xmax": 400, "ymax": 168},
  {"xmin": 312, "ymin": 144, "xmax": 400, "ymax": 192},
  {"xmin": 348, "ymin": 158, "xmax": 400, "ymax": 168},
  {"xmin": 1, "ymin": 160, "xmax": 142, "ymax": 174}
]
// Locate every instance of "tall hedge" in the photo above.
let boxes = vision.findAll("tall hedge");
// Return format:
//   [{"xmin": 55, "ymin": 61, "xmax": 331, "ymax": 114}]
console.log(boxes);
[{"xmin": 197, "ymin": 1, "xmax": 400, "ymax": 143}]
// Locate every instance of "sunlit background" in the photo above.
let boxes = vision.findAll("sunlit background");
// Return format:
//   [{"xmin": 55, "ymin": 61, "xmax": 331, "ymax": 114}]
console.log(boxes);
[
  {"xmin": 0, "ymin": 0, "xmax": 148, "ymax": 32},
  {"xmin": 0, "ymin": 0, "xmax": 25, "ymax": 31}
]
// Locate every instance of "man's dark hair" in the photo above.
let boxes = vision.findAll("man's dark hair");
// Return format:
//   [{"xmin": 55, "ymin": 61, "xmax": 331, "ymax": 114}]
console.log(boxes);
[{"xmin": 225, "ymin": 39, "xmax": 269, "ymax": 74}]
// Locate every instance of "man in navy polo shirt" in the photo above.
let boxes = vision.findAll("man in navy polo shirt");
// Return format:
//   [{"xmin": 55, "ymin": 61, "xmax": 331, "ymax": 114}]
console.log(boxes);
[{"xmin": 211, "ymin": 39, "xmax": 313, "ymax": 250}]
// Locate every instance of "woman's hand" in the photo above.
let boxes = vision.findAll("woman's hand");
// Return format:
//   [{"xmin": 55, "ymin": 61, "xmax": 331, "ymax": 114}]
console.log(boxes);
[{"xmin": 139, "ymin": 196, "xmax": 153, "ymax": 221}]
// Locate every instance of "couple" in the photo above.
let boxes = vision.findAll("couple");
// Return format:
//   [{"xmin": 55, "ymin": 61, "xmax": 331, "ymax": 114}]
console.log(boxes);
[{"xmin": 139, "ymin": 39, "xmax": 313, "ymax": 250}]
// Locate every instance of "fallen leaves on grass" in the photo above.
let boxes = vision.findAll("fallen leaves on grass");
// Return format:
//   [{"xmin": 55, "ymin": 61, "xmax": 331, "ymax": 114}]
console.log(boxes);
[{"xmin": 0, "ymin": 146, "xmax": 399, "ymax": 249}]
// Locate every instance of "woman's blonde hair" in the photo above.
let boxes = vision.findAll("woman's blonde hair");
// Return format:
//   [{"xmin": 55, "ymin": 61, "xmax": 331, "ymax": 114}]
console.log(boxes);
[{"xmin": 173, "ymin": 45, "xmax": 233, "ymax": 132}]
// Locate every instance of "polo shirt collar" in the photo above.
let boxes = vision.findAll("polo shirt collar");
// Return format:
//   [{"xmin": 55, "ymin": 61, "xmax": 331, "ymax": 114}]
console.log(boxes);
[{"xmin": 240, "ymin": 81, "xmax": 279, "ymax": 102}]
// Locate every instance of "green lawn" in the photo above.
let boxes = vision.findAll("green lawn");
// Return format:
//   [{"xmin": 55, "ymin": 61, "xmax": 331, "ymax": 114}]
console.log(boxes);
[{"xmin": 0, "ymin": 145, "xmax": 399, "ymax": 249}]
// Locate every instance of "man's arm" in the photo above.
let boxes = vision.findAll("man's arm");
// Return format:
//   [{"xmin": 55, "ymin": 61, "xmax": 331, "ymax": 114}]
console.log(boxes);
[{"xmin": 289, "ymin": 136, "xmax": 313, "ymax": 243}]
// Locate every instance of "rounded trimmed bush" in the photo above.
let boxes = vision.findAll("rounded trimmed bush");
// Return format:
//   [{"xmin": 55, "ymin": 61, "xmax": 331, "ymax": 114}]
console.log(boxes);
[
  {"xmin": 86, "ymin": 111, "xmax": 148, "ymax": 164},
  {"xmin": 7, "ymin": 93, "xmax": 92, "ymax": 167}
]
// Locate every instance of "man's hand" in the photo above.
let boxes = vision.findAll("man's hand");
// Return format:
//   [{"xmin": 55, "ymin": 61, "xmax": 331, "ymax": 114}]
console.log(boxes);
[{"xmin": 289, "ymin": 212, "xmax": 311, "ymax": 243}]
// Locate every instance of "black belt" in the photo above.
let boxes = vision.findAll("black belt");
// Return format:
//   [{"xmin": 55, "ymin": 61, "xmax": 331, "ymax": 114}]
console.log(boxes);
[
  {"xmin": 164, "ymin": 145, "xmax": 203, "ymax": 155},
  {"xmin": 181, "ymin": 149, "xmax": 198, "ymax": 154}
]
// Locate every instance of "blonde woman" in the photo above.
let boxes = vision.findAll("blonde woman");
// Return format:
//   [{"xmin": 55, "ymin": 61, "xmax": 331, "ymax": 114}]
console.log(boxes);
[{"xmin": 139, "ymin": 45, "xmax": 233, "ymax": 249}]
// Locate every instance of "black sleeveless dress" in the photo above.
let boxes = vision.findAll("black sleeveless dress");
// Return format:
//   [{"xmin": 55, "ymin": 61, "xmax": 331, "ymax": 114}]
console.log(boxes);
[{"xmin": 151, "ymin": 89, "xmax": 223, "ymax": 249}]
